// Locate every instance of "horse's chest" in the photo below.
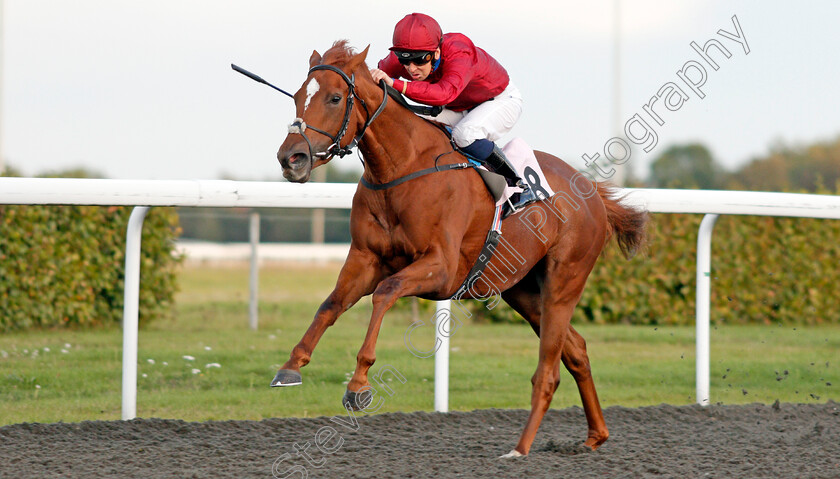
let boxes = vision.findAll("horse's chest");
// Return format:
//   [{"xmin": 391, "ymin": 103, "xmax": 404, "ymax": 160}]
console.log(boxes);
[
  {"xmin": 375, "ymin": 227, "xmax": 420, "ymax": 261},
  {"xmin": 361, "ymin": 214, "xmax": 422, "ymax": 262}
]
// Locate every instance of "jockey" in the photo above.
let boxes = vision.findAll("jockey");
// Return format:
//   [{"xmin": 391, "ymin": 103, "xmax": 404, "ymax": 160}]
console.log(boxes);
[{"xmin": 370, "ymin": 13, "xmax": 534, "ymax": 207}]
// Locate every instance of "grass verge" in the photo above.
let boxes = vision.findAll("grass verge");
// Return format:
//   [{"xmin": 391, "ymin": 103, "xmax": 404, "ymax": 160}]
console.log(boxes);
[{"xmin": 0, "ymin": 263, "xmax": 837, "ymax": 426}]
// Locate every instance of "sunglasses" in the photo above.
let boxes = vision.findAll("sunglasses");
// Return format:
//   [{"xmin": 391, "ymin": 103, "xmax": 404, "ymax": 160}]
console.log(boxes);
[{"xmin": 396, "ymin": 50, "xmax": 434, "ymax": 66}]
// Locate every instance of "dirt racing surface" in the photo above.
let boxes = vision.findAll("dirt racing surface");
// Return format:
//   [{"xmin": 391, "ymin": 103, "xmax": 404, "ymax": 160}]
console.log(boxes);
[{"xmin": 1, "ymin": 402, "xmax": 838, "ymax": 478}]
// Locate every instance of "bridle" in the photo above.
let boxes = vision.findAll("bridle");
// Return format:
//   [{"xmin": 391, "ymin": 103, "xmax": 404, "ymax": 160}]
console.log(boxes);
[
  {"xmin": 286, "ymin": 63, "xmax": 474, "ymax": 191},
  {"xmin": 287, "ymin": 64, "xmax": 388, "ymax": 163}
]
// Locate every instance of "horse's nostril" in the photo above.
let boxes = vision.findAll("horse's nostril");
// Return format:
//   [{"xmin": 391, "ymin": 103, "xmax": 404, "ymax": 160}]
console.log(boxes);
[{"xmin": 289, "ymin": 153, "xmax": 309, "ymax": 166}]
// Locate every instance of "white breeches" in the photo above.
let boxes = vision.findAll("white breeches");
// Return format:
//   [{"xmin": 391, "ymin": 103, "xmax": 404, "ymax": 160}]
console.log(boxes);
[{"xmin": 424, "ymin": 82, "xmax": 523, "ymax": 148}]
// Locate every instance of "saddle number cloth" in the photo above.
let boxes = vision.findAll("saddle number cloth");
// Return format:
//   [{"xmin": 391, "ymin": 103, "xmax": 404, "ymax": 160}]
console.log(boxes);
[{"xmin": 497, "ymin": 138, "xmax": 556, "ymax": 206}]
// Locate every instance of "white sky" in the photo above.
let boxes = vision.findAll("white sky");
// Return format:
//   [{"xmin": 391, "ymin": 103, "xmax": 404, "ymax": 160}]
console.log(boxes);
[{"xmin": 2, "ymin": 0, "xmax": 839, "ymax": 180}]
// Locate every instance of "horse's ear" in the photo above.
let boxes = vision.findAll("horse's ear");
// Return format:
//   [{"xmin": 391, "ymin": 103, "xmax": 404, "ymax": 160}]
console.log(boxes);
[
  {"xmin": 347, "ymin": 45, "xmax": 370, "ymax": 72},
  {"xmin": 309, "ymin": 50, "xmax": 322, "ymax": 67}
]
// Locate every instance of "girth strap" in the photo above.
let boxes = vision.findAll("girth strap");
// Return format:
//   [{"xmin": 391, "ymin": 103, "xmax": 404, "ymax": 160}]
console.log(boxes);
[{"xmin": 451, "ymin": 205, "xmax": 505, "ymax": 300}]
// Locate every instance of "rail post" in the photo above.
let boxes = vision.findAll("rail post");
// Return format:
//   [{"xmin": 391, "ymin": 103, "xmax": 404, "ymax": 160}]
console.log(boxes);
[
  {"xmin": 249, "ymin": 212, "xmax": 260, "ymax": 331},
  {"xmin": 122, "ymin": 206, "xmax": 149, "ymax": 420},
  {"xmin": 434, "ymin": 300, "xmax": 451, "ymax": 412},
  {"xmin": 695, "ymin": 213, "xmax": 719, "ymax": 406}
]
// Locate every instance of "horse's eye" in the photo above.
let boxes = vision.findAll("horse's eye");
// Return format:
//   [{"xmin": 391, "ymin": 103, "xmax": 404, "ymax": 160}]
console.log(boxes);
[{"xmin": 330, "ymin": 95, "xmax": 342, "ymax": 104}]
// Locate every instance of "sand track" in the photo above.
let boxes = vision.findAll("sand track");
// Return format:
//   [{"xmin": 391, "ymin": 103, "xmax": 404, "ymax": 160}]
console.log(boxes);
[{"xmin": 1, "ymin": 402, "xmax": 838, "ymax": 478}]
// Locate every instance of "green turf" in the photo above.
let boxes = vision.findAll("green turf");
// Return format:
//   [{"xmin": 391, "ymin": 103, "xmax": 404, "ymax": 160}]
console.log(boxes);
[{"xmin": 0, "ymin": 263, "xmax": 837, "ymax": 426}]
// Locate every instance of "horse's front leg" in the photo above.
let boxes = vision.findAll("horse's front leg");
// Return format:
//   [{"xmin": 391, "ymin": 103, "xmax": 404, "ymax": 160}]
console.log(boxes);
[
  {"xmin": 343, "ymin": 254, "xmax": 451, "ymax": 410},
  {"xmin": 271, "ymin": 247, "xmax": 383, "ymax": 387}
]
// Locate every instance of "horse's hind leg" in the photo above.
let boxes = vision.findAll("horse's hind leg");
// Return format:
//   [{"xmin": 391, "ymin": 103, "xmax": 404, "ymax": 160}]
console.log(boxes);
[
  {"xmin": 562, "ymin": 326, "xmax": 609, "ymax": 449},
  {"xmin": 500, "ymin": 269, "xmax": 543, "ymax": 336},
  {"xmin": 501, "ymin": 269, "xmax": 608, "ymax": 454},
  {"xmin": 509, "ymin": 298, "xmax": 575, "ymax": 456}
]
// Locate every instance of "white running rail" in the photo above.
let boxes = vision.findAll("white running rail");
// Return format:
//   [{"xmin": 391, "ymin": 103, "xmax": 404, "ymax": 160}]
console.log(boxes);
[{"xmin": 2, "ymin": 178, "xmax": 839, "ymax": 418}]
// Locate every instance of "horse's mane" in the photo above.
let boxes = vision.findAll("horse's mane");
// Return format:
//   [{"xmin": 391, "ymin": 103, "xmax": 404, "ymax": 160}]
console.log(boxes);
[
  {"xmin": 320, "ymin": 40, "xmax": 449, "ymax": 136},
  {"xmin": 321, "ymin": 40, "xmax": 358, "ymax": 67}
]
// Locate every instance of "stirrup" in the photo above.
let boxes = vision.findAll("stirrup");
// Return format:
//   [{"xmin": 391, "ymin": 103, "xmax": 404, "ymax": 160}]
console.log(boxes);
[
  {"xmin": 502, "ymin": 186, "xmax": 538, "ymax": 218},
  {"xmin": 502, "ymin": 187, "xmax": 539, "ymax": 219}
]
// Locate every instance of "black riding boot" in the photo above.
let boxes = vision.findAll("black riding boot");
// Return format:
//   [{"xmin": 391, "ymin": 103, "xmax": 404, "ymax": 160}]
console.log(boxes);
[
  {"xmin": 483, "ymin": 146, "xmax": 526, "ymax": 188},
  {"xmin": 483, "ymin": 146, "xmax": 538, "ymax": 216}
]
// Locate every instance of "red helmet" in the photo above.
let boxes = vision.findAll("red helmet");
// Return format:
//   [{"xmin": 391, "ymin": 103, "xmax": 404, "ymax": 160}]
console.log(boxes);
[{"xmin": 389, "ymin": 13, "xmax": 442, "ymax": 52}]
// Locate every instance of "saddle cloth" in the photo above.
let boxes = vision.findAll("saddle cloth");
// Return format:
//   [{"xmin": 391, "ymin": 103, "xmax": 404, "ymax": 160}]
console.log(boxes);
[
  {"xmin": 477, "ymin": 138, "xmax": 556, "ymax": 207},
  {"xmin": 453, "ymin": 138, "xmax": 556, "ymax": 296}
]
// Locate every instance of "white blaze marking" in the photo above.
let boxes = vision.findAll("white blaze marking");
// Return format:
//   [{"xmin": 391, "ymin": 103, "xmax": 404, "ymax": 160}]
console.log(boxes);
[{"xmin": 304, "ymin": 79, "xmax": 320, "ymax": 112}]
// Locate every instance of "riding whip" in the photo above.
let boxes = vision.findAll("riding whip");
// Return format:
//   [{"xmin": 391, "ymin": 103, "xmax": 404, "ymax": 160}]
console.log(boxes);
[{"xmin": 231, "ymin": 64, "xmax": 295, "ymax": 99}]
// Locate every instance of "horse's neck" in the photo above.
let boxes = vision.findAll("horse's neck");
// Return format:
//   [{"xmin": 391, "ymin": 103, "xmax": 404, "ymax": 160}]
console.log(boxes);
[{"xmin": 357, "ymin": 97, "xmax": 451, "ymax": 185}]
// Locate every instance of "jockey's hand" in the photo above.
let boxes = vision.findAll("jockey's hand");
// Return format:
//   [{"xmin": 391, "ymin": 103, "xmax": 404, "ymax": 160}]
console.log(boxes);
[{"xmin": 369, "ymin": 69, "xmax": 395, "ymax": 88}]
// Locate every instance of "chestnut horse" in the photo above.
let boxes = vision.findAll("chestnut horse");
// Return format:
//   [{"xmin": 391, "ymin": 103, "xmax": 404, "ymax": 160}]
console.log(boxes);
[{"xmin": 273, "ymin": 41, "xmax": 647, "ymax": 457}]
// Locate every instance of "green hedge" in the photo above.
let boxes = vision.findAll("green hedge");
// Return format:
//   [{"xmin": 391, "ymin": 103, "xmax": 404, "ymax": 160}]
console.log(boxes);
[
  {"xmin": 0, "ymin": 205, "xmax": 181, "ymax": 331},
  {"xmin": 577, "ymin": 211, "xmax": 840, "ymax": 325},
  {"xmin": 435, "ymin": 200, "xmax": 840, "ymax": 326}
]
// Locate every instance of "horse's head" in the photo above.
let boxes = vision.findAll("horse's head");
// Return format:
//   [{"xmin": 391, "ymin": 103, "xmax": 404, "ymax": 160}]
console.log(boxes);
[{"xmin": 277, "ymin": 41, "xmax": 373, "ymax": 183}]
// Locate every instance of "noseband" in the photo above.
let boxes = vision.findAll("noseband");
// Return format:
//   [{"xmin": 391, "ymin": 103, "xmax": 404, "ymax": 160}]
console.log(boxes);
[{"xmin": 288, "ymin": 64, "xmax": 388, "ymax": 162}]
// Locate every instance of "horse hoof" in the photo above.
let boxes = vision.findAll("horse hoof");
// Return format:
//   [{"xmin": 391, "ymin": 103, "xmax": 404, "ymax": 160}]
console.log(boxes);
[
  {"xmin": 498, "ymin": 449, "xmax": 526, "ymax": 459},
  {"xmin": 342, "ymin": 388, "xmax": 372, "ymax": 411},
  {"xmin": 270, "ymin": 369, "xmax": 302, "ymax": 387}
]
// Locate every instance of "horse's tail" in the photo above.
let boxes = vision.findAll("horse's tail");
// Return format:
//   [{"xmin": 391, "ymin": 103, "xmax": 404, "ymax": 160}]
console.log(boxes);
[{"xmin": 597, "ymin": 183, "xmax": 648, "ymax": 259}]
